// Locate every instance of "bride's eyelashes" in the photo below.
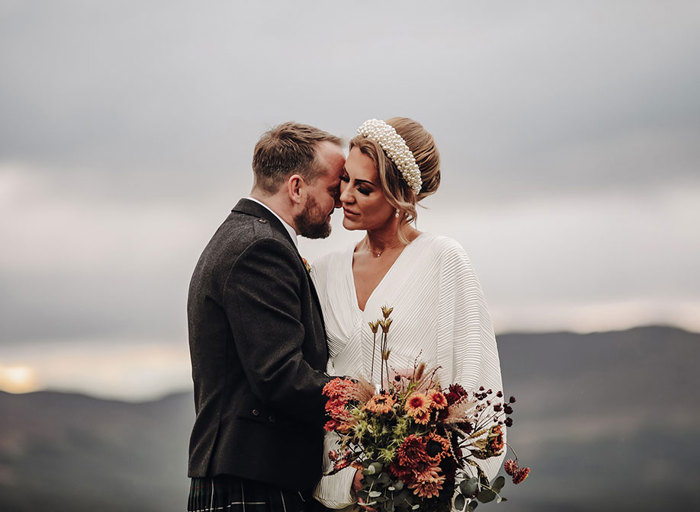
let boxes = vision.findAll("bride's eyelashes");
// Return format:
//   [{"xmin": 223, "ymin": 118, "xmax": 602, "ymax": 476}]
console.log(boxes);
[{"xmin": 340, "ymin": 172, "xmax": 372, "ymax": 196}]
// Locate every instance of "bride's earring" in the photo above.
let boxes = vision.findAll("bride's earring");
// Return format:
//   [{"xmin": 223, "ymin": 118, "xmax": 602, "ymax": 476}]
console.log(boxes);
[{"xmin": 395, "ymin": 209, "xmax": 400, "ymax": 218}]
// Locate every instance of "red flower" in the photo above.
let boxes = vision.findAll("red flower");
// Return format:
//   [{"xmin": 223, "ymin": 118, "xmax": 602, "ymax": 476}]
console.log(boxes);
[
  {"xmin": 334, "ymin": 459, "xmax": 351, "ymax": 471},
  {"xmin": 323, "ymin": 378, "xmax": 357, "ymax": 401},
  {"xmin": 387, "ymin": 461, "xmax": 414, "ymax": 482},
  {"xmin": 325, "ymin": 398, "xmax": 347, "ymax": 417},
  {"xmin": 323, "ymin": 419, "xmax": 338, "ymax": 432},
  {"xmin": 446, "ymin": 384, "xmax": 468, "ymax": 405},
  {"xmin": 504, "ymin": 459, "xmax": 518, "ymax": 476},
  {"xmin": 397, "ymin": 435, "xmax": 430, "ymax": 469},
  {"xmin": 512, "ymin": 467, "xmax": 530, "ymax": 485}
]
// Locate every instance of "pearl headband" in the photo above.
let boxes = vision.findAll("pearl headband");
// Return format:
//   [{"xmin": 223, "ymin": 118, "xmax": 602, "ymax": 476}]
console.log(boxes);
[{"xmin": 356, "ymin": 119, "xmax": 422, "ymax": 195}]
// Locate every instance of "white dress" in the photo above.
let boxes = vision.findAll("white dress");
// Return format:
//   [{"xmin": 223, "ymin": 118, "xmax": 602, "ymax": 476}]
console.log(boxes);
[{"xmin": 311, "ymin": 233, "xmax": 505, "ymax": 509}]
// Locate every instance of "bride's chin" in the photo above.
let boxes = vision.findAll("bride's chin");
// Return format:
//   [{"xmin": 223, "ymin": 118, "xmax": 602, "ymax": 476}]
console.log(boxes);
[{"xmin": 342, "ymin": 218, "xmax": 361, "ymax": 231}]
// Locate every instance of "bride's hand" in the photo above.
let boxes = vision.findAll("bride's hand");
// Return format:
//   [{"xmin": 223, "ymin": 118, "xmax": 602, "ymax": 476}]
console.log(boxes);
[{"xmin": 353, "ymin": 469, "xmax": 377, "ymax": 512}]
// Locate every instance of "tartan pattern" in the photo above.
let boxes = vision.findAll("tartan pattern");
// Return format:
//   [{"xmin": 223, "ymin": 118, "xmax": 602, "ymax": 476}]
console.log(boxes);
[{"xmin": 187, "ymin": 476, "xmax": 311, "ymax": 512}]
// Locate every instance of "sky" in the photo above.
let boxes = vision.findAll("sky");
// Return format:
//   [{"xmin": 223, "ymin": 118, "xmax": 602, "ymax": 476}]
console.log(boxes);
[{"xmin": 1, "ymin": 0, "xmax": 699, "ymax": 400}]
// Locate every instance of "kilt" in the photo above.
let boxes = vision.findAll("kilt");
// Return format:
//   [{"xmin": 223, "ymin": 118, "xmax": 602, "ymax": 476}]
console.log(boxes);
[{"xmin": 187, "ymin": 476, "xmax": 315, "ymax": 512}]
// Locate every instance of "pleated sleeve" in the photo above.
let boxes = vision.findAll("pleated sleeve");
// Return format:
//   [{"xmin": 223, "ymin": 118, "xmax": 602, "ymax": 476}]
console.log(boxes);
[{"xmin": 434, "ymin": 237, "xmax": 506, "ymax": 481}]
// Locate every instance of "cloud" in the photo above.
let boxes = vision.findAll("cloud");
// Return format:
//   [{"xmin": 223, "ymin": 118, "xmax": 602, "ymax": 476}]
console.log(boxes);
[
  {"xmin": 0, "ymin": 337, "xmax": 190, "ymax": 401},
  {"xmin": 1, "ymin": 1, "xmax": 700, "ymax": 399}
]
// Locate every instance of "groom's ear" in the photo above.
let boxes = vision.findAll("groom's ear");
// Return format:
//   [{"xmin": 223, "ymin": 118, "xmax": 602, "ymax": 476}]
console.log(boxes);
[{"xmin": 287, "ymin": 174, "xmax": 305, "ymax": 205}]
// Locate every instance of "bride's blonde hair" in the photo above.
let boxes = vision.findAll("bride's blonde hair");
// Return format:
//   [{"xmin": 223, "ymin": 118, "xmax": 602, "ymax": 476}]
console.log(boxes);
[{"xmin": 349, "ymin": 117, "xmax": 441, "ymax": 243}]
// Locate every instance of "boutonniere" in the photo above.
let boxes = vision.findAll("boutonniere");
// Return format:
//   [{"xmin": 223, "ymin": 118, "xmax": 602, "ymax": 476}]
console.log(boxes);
[{"xmin": 302, "ymin": 257, "xmax": 312, "ymax": 274}]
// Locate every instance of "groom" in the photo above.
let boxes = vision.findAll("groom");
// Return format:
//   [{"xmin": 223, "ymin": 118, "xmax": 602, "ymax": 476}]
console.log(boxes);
[{"xmin": 187, "ymin": 122, "xmax": 345, "ymax": 511}]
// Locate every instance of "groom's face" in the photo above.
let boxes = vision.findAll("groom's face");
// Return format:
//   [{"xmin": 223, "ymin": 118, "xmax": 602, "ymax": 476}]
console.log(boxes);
[{"xmin": 295, "ymin": 141, "xmax": 345, "ymax": 239}]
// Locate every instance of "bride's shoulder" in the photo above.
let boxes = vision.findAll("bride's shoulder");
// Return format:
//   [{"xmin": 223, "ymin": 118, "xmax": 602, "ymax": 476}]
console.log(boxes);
[{"xmin": 419, "ymin": 233, "xmax": 471, "ymax": 261}]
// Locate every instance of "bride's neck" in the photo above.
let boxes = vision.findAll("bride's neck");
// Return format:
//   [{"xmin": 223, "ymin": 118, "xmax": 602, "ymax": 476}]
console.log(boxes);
[{"xmin": 364, "ymin": 223, "xmax": 420, "ymax": 253}]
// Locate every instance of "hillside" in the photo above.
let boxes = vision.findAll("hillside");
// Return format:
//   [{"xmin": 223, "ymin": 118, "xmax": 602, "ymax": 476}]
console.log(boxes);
[{"xmin": 1, "ymin": 326, "xmax": 698, "ymax": 511}]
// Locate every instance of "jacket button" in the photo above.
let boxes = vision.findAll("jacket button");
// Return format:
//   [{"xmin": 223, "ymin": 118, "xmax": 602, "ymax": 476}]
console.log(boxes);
[
  {"xmin": 252, "ymin": 409, "xmax": 260, "ymax": 416},
  {"xmin": 257, "ymin": 218, "xmax": 267, "ymax": 223},
  {"xmin": 268, "ymin": 415, "xmax": 276, "ymax": 423}
]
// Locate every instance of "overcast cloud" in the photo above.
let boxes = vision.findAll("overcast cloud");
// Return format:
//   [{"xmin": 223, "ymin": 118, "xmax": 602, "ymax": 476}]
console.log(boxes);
[{"xmin": 1, "ymin": 1, "xmax": 699, "ymax": 398}]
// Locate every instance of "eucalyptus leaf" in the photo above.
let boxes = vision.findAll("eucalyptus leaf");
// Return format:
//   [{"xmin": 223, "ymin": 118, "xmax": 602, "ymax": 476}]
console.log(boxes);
[
  {"xmin": 377, "ymin": 472, "xmax": 391, "ymax": 485},
  {"xmin": 454, "ymin": 494, "xmax": 466, "ymax": 511},
  {"xmin": 468, "ymin": 501, "xmax": 479, "ymax": 511},
  {"xmin": 491, "ymin": 476, "xmax": 505, "ymax": 493},
  {"xmin": 459, "ymin": 477, "xmax": 479, "ymax": 496},
  {"xmin": 477, "ymin": 489, "xmax": 496, "ymax": 503},
  {"xmin": 370, "ymin": 462, "xmax": 384, "ymax": 474}
]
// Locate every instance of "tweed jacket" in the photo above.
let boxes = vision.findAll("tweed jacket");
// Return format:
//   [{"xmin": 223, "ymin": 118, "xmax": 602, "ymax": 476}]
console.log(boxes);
[{"xmin": 187, "ymin": 198, "xmax": 330, "ymax": 491}]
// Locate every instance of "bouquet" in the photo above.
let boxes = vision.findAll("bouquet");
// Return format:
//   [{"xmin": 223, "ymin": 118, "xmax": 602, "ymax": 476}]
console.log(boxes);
[{"xmin": 322, "ymin": 307, "xmax": 529, "ymax": 512}]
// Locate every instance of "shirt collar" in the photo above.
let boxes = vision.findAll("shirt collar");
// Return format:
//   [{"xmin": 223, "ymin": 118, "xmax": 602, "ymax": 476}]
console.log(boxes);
[{"xmin": 246, "ymin": 197, "xmax": 298, "ymax": 247}]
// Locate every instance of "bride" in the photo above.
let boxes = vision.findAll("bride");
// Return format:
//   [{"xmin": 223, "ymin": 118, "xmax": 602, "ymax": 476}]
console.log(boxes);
[{"xmin": 312, "ymin": 118, "xmax": 505, "ymax": 509}]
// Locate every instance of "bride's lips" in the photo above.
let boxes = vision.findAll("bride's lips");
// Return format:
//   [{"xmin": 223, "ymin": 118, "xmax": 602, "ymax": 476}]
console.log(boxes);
[{"xmin": 343, "ymin": 209, "xmax": 359, "ymax": 218}]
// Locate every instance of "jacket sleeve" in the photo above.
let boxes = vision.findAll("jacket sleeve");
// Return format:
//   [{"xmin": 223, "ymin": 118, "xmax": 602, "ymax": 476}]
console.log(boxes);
[{"xmin": 223, "ymin": 237, "xmax": 329, "ymax": 422}]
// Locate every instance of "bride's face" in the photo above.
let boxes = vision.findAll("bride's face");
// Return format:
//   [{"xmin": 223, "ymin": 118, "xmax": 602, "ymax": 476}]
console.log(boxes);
[{"xmin": 339, "ymin": 146, "xmax": 396, "ymax": 231}]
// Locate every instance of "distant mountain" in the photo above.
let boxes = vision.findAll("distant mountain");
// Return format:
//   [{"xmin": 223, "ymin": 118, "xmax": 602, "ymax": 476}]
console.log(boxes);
[{"xmin": 1, "ymin": 326, "xmax": 698, "ymax": 511}]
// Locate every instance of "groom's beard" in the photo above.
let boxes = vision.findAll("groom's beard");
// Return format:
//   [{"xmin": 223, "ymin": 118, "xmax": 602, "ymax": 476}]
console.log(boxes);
[{"xmin": 295, "ymin": 195, "xmax": 332, "ymax": 239}]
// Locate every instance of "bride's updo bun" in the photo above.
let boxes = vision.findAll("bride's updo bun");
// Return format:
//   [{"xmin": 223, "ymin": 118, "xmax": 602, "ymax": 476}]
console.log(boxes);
[{"xmin": 350, "ymin": 117, "xmax": 441, "ymax": 229}]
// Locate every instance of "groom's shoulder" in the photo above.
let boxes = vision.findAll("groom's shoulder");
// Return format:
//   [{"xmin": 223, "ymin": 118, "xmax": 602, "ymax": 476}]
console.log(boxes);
[{"xmin": 209, "ymin": 209, "xmax": 288, "ymax": 254}]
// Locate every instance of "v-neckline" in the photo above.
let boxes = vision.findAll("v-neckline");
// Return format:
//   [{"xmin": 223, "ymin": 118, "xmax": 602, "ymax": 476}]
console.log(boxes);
[{"xmin": 348, "ymin": 233, "xmax": 424, "ymax": 313}]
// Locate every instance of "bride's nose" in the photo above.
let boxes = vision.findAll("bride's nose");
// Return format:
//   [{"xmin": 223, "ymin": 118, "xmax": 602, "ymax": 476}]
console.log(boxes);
[{"xmin": 339, "ymin": 183, "xmax": 353, "ymax": 204}]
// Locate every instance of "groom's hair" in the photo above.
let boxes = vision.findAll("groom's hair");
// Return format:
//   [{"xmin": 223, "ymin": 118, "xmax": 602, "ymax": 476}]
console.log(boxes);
[{"xmin": 252, "ymin": 122, "xmax": 341, "ymax": 194}]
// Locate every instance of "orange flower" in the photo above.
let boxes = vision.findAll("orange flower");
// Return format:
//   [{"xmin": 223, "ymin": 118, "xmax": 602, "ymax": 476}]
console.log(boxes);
[
  {"xmin": 412, "ymin": 408, "xmax": 431, "ymax": 424},
  {"xmin": 486, "ymin": 425, "xmax": 505, "ymax": 455},
  {"xmin": 363, "ymin": 393, "xmax": 396, "ymax": 415},
  {"xmin": 406, "ymin": 392, "xmax": 432, "ymax": 423},
  {"xmin": 428, "ymin": 390, "xmax": 447, "ymax": 410},
  {"xmin": 425, "ymin": 432, "xmax": 451, "ymax": 464},
  {"xmin": 408, "ymin": 465, "xmax": 445, "ymax": 498}
]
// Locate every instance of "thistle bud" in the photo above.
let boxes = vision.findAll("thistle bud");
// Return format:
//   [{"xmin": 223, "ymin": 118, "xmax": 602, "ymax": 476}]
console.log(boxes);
[
  {"xmin": 368, "ymin": 321, "xmax": 379, "ymax": 334},
  {"xmin": 382, "ymin": 349, "xmax": 391, "ymax": 360},
  {"xmin": 381, "ymin": 305, "xmax": 394, "ymax": 318}
]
